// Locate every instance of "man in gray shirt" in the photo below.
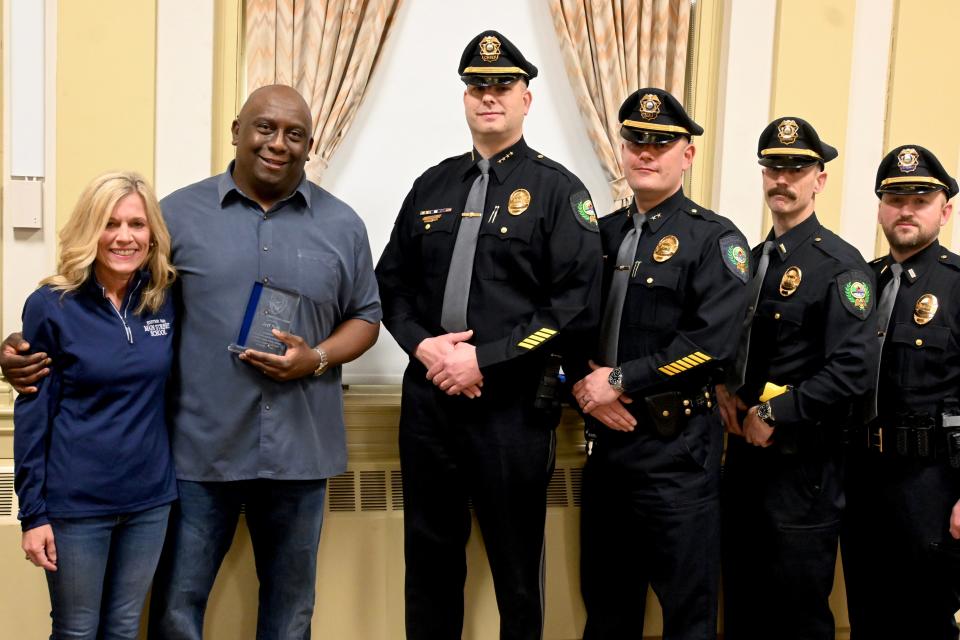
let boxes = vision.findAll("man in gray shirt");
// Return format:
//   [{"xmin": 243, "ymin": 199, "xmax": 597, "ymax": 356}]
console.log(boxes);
[{"xmin": 2, "ymin": 85, "xmax": 381, "ymax": 638}]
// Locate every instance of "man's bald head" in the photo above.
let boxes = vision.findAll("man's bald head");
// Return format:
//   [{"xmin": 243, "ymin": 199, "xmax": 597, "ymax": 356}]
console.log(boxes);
[{"xmin": 231, "ymin": 84, "xmax": 314, "ymax": 210}]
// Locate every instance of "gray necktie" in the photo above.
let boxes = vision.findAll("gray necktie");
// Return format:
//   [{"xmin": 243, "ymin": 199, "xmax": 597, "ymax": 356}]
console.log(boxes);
[
  {"xmin": 598, "ymin": 212, "xmax": 646, "ymax": 366},
  {"xmin": 441, "ymin": 158, "xmax": 490, "ymax": 333},
  {"xmin": 728, "ymin": 240, "xmax": 776, "ymax": 393},
  {"xmin": 865, "ymin": 262, "xmax": 903, "ymax": 421}
]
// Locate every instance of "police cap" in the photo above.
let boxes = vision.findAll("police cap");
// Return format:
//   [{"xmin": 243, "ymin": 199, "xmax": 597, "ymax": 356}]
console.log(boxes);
[
  {"xmin": 618, "ymin": 88, "xmax": 703, "ymax": 145},
  {"xmin": 875, "ymin": 144, "xmax": 959, "ymax": 199},
  {"xmin": 458, "ymin": 30, "xmax": 538, "ymax": 86},
  {"xmin": 757, "ymin": 117, "xmax": 838, "ymax": 169}
]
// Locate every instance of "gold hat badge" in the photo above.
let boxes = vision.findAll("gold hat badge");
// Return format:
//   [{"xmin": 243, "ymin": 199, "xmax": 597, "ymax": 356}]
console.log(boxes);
[
  {"xmin": 653, "ymin": 235, "xmax": 679, "ymax": 262},
  {"xmin": 780, "ymin": 266, "xmax": 802, "ymax": 296},
  {"xmin": 777, "ymin": 119, "xmax": 799, "ymax": 145},
  {"xmin": 914, "ymin": 293, "xmax": 938, "ymax": 325},
  {"xmin": 479, "ymin": 36, "xmax": 501, "ymax": 62},
  {"xmin": 508, "ymin": 188, "xmax": 531, "ymax": 215},
  {"xmin": 638, "ymin": 94, "xmax": 662, "ymax": 121},
  {"xmin": 897, "ymin": 148, "xmax": 920, "ymax": 174}
]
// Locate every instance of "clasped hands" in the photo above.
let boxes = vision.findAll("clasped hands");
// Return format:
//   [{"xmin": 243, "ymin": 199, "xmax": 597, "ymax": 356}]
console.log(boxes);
[
  {"xmin": 572, "ymin": 361, "xmax": 637, "ymax": 432},
  {"xmin": 416, "ymin": 330, "xmax": 483, "ymax": 398}
]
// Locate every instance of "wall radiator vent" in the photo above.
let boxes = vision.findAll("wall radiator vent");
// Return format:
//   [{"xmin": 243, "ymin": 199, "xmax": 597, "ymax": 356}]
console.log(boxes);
[
  {"xmin": 326, "ymin": 465, "xmax": 583, "ymax": 514},
  {"xmin": 0, "ymin": 466, "xmax": 18, "ymax": 523}
]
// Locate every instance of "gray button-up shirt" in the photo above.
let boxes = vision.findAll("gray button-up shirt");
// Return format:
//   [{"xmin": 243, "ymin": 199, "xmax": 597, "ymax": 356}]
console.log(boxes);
[{"xmin": 160, "ymin": 165, "xmax": 381, "ymax": 481}]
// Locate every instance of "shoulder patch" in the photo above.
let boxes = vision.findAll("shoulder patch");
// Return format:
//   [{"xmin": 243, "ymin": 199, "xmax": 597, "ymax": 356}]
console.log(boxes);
[
  {"xmin": 569, "ymin": 191, "xmax": 599, "ymax": 232},
  {"xmin": 836, "ymin": 269, "xmax": 873, "ymax": 320},
  {"xmin": 718, "ymin": 233, "xmax": 750, "ymax": 283}
]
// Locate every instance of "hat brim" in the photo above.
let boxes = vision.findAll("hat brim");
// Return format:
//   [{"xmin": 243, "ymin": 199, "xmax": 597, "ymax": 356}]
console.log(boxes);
[
  {"xmin": 461, "ymin": 74, "xmax": 523, "ymax": 87},
  {"xmin": 758, "ymin": 155, "xmax": 820, "ymax": 169},
  {"xmin": 620, "ymin": 126, "xmax": 683, "ymax": 145}
]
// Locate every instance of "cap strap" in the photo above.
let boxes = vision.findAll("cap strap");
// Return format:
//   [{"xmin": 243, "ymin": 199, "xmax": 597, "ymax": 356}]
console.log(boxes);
[
  {"xmin": 621, "ymin": 120, "xmax": 690, "ymax": 135},
  {"xmin": 760, "ymin": 147, "xmax": 822, "ymax": 159},
  {"xmin": 880, "ymin": 176, "xmax": 948, "ymax": 189},
  {"xmin": 462, "ymin": 66, "xmax": 528, "ymax": 75}
]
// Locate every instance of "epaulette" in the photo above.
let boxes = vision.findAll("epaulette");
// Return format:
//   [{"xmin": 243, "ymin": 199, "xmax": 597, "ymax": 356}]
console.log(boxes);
[
  {"xmin": 527, "ymin": 148, "xmax": 575, "ymax": 180},
  {"xmin": 937, "ymin": 250, "xmax": 960, "ymax": 272},
  {"xmin": 869, "ymin": 256, "xmax": 885, "ymax": 266},
  {"xmin": 598, "ymin": 205, "xmax": 630, "ymax": 231}
]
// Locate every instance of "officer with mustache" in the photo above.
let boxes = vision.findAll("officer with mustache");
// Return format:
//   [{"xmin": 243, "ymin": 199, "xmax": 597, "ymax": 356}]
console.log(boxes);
[{"xmin": 716, "ymin": 117, "xmax": 875, "ymax": 640}]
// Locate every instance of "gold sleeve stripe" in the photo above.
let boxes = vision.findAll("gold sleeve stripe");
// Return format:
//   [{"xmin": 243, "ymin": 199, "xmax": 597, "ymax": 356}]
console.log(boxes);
[
  {"xmin": 658, "ymin": 352, "xmax": 713, "ymax": 376},
  {"xmin": 517, "ymin": 327, "xmax": 558, "ymax": 350}
]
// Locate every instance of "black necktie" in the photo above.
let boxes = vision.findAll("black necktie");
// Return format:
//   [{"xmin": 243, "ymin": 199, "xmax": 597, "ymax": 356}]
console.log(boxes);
[
  {"xmin": 728, "ymin": 240, "xmax": 776, "ymax": 392},
  {"xmin": 598, "ymin": 212, "xmax": 646, "ymax": 366},
  {"xmin": 865, "ymin": 262, "xmax": 903, "ymax": 421},
  {"xmin": 441, "ymin": 159, "xmax": 490, "ymax": 332}
]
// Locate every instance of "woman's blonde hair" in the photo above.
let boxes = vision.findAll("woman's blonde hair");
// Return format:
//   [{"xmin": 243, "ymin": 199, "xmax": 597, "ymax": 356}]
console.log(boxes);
[{"xmin": 41, "ymin": 171, "xmax": 176, "ymax": 314}]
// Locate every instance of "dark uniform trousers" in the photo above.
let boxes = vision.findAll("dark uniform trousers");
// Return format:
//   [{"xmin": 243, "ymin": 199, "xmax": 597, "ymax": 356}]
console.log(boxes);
[
  {"xmin": 579, "ymin": 188, "xmax": 750, "ymax": 640},
  {"xmin": 400, "ymin": 359, "xmax": 557, "ymax": 640},
  {"xmin": 375, "ymin": 137, "xmax": 603, "ymax": 640},
  {"xmin": 842, "ymin": 242, "xmax": 960, "ymax": 640},
  {"xmin": 722, "ymin": 213, "xmax": 874, "ymax": 640}
]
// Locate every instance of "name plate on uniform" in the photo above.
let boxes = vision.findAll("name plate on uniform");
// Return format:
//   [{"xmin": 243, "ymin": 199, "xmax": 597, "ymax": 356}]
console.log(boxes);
[{"xmin": 228, "ymin": 282, "xmax": 300, "ymax": 355}]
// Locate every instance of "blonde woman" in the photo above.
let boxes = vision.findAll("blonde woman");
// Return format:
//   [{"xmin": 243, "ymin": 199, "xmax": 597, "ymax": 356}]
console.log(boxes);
[{"xmin": 14, "ymin": 171, "xmax": 177, "ymax": 639}]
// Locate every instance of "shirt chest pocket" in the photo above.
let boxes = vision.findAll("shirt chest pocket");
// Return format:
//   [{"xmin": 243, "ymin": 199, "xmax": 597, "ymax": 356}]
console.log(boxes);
[
  {"xmin": 625, "ymin": 264, "xmax": 683, "ymax": 327},
  {"xmin": 756, "ymin": 299, "xmax": 805, "ymax": 341},
  {"xmin": 410, "ymin": 213, "xmax": 457, "ymax": 276},
  {"xmin": 889, "ymin": 322, "xmax": 951, "ymax": 389},
  {"xmin": 296, "ymin": 250, "xmax": 341, "ymax": 305},
  {"xmin": 475, "ymin": 217, "xmax": 537, "ymax": 281}
]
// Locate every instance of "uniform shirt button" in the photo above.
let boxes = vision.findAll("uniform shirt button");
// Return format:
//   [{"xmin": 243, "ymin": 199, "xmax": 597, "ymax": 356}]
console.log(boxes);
[
  {"xmin": 425, "ymin": 224, "xmax": 431, "ymax": 230},
  {"xmin": 500, "ymin": 226, "xmax": 508, "ymax": 234},
  {"xmin": 264, "ymin": 404, "xmax": 271, "ymax": 411},
  {"xmin": 662, "ymin": 410, "xmax": 670, "ymax": 417},
  {"xmin": 263, "ymin": 277, "xmax": 270, "ymax": 284},
  {"xmin": 915, "ymin": 338, "xmax": 923, "ymax": 347},
  {"xmin": 646, "ymin": 277, "xmax": 654, "ymax": 284},
  {"xmin": 774, "ymin": 312, "xmax": 781, "ymax": 320},
  {"xmin": 263, "ymin": 246, "xmax": 269, "ymax": 251}
]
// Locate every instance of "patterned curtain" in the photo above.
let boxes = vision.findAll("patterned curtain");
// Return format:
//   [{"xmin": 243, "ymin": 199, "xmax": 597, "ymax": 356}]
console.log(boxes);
[
  {"xmin": 245, "ymin": 0, "xmax": 403, "ymax": 182},
  {"xmin": 548, "ymin": 0, "xmax": 691, "ymax": 204}
]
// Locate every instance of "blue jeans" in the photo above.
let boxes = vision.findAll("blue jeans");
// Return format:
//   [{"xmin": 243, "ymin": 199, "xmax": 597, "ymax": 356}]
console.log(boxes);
[
  {"xmin": 148, "ymin": 479, "xmax": 328, "ymax": 640},
  {"xmin": 45, "ymin": 503, "xmax": 172, "ymax": 640}
]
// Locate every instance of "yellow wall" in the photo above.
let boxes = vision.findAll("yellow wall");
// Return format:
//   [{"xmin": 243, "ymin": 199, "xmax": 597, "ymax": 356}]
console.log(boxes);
[
  {"xmin": 877, "ymin": 0, "xmax": 960, "ymax": 254},
  {"xmin": 55, "ymin": 0, "xmax": 156, "ymax": 229},
  {"xmin": 768, "ymin": 0, "xmax": 857, "ymax": 233}
]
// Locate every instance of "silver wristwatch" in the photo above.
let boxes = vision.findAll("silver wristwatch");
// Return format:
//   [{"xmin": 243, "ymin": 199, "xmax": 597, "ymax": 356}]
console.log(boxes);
[
  {"xmin": 608, "ymin": 367, "xmax": 624, "ymax": 393},
  {"xmin": 757, "ymin": 401, "xmax": 775, "ymax": 424}
]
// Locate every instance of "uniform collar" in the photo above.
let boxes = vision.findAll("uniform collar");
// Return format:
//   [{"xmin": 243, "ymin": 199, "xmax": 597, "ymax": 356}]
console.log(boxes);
[
  {"xmin": 462, "ymin": 137, "xmax": 529, "ymax": 183},
  {"xmin": 217, "ymin": 161, "xmax": 311, "ymax": 210},
  {"xmin": 882, "ymin": 239, "xmax": 943, "ymax": 284},
  {"xmin": 766, "ymin": 212, "xmax": 821, "ymax": 260},
  {"xmin": 626, "ymin": 187, "xmax": 687, "ymax": 234}
]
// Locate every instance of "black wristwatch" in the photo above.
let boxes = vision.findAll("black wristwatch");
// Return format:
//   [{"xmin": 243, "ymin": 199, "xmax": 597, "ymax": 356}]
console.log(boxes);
[
  {"xmin": 608, "ymin": 367, "xmax": 624, "ymax": 393},
  {"xmin": 757, "ymin": 401, "xmax": 775, "ymax": 425}
]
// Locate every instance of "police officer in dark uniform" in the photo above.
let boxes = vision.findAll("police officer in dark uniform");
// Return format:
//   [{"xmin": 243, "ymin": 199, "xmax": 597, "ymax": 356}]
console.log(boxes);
[
  {"xmin": 572, "ymin": 88, "xmax": 749, "ymax": 639},
  {"xmin": 842, "ymin": 145, "xmax": 960, "ymax": 639},
  {"xmin": 375, "ymin": 30, "xmax": 602, "ymax": 640},
  {"xmin": 717, "ymin": 118, "xmax": 875, "ymax": 640}
]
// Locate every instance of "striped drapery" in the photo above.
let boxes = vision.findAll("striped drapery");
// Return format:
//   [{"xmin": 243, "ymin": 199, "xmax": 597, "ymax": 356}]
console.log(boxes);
[
  {"xmin": 245, "ymin": 0, "xmax": 403, "ymax": 182},
  {"xmin": 548, "ymin": 0, "xmax": 691, "ymax": 204}
]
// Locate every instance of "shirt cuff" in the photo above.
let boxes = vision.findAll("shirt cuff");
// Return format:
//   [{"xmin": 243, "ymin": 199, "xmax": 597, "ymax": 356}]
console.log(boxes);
[{"xmin": 768, "ymin": 391, "xmax": 799, "ymax": 426}]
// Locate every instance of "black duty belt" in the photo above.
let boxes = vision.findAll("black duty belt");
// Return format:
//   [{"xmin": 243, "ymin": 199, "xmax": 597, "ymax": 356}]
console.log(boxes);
[
  {"xmin": 860, "ymin": 413, "xmax": 960, "ymax": 468},
  {"xmin": 642, "ymin": 384, "xmax": 716, "ymax": 439}
]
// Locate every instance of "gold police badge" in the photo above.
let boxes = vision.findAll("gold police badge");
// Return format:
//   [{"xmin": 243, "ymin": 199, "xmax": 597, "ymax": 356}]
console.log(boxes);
[
  {"xmin": 652, "ymin": 235, "xmax": 679, "ymax": 262},
  {"xmin": 479, "ymin": 36, "xmax": 501, "ymax": 62},
  {"xmin": 777, "ymin": 119, "xmax": 799, "ymax": 145},
  {"xmin": 780, "ymin": 266, "xmax": 802, "ymax": 296},
  {"xmin": 914, "ymin": 293, "xmax": 939, "ymax": 325},
  {"xmin": 639, "ymin": 94, "xmax": 662, "ymax": 121},
  {"xmin": 508, "ymin": 188, "xmax": 531, "ymax": 215},
  {"xmin": 897, "ymin": 148, "xmax": 920, "ymax": 173}
]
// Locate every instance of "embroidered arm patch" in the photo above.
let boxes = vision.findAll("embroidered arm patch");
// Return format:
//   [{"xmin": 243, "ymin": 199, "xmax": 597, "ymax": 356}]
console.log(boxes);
[
  {"xmin": 836, "ymin": 269, "xmax": 872, "ymax": 320},
  {"xmin": 719, "ymin": 233, "xmax": 750, "ymax": 283},
  {"xmin": 569, "ymin": 191, "xmax": 599, "ymax": 232}
]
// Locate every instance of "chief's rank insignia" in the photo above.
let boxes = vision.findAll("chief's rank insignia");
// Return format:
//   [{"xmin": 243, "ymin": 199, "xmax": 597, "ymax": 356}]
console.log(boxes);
[
  {"xmin": 718, "ymin": 234, "xmax": 749, "ymax": 283},
  {"xmin": 508, "ymin": 188, "xmax": 531, "ymax": 215},
  {"xmin": 897, "ymin": 148, "xmax": 920, "ymax": 173},
  {"xmin": 836, "ymin": 270, "xmax": 872, "ymax": 319},
  {"xmin": 780, "ymin": 267, "xmax": 802, "ymax": 296},
  {"xmin": 569, "ymin": 190, "xmax": 599, "ymax": 232},
  {"xmin": 479, "ymin": 36, "xmax": 501, "ymax": 62},
  {"xmin": 653, "ymin": 235, "xmax": 679, "ymax": 263},
  {"xmin": 914, "ymin": 294, "xmax": 938, "ymax": 325},
  {"xmin": 777, "ymin": 119, "xmax": 799, "ymax": 145}
]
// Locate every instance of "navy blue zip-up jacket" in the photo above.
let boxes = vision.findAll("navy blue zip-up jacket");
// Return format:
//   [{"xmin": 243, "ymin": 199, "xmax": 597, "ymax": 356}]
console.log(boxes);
[{"xmin": 13, "ymin": 272, "xmax": 178, "ymax": 531}]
